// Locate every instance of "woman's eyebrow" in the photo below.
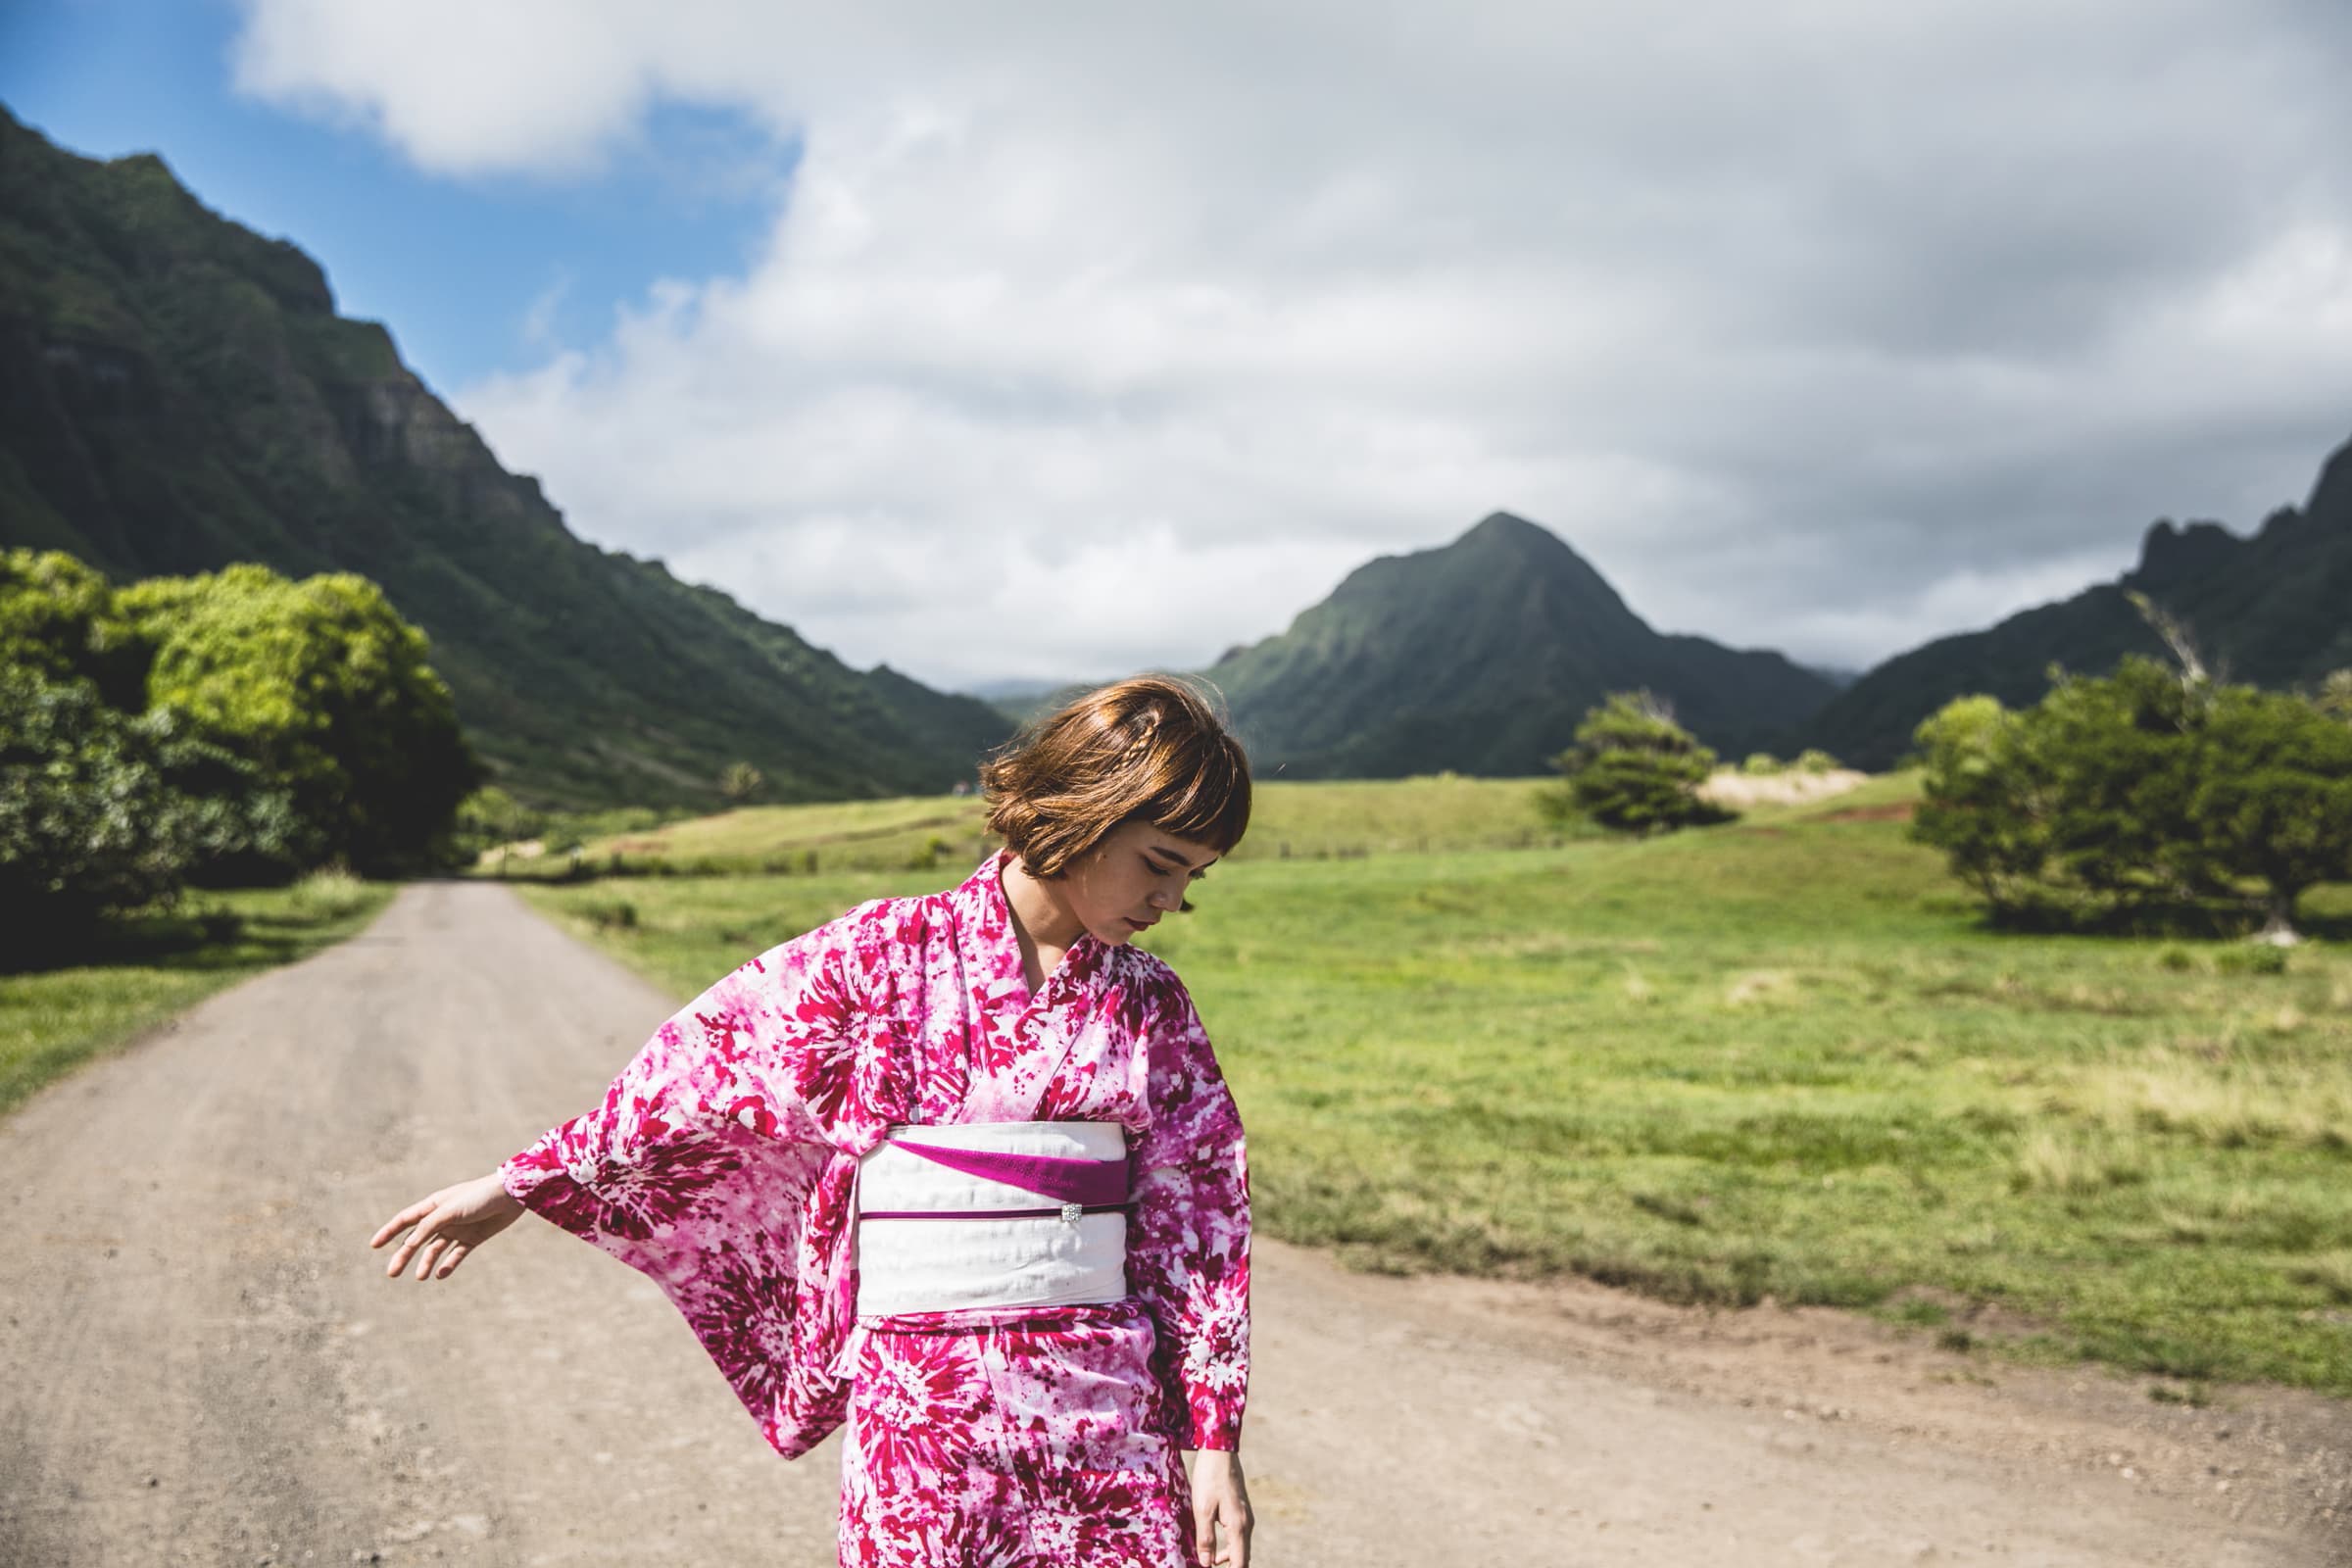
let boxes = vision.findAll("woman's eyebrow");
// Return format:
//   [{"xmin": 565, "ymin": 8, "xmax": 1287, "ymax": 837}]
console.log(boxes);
[{"xmin": 1147, "ymin": 846, "xmax": 1216, "ymax": 871}]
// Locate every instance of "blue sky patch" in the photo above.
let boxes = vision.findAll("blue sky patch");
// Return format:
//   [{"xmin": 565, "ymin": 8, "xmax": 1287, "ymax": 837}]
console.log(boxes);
[{"xmin": 0, "ymin": 0, "xmax": 795, "ymax": 395}]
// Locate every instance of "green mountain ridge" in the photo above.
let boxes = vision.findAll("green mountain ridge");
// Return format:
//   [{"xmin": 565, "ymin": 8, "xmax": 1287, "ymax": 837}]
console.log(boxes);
[
  {"xmin": 1204, "ymin": 511, "xmax": 1838, "ymax": 776},
  {"xmin": 0, "ymin": 107, "xmax": 1009, "ymax": 810},
  {"xmin": 12, "ymin": 102, "xmax": 2342, "ymax": 803},
  {"xmin": 1803, "ymin": 436, "xmax": 2352, "ymax": 768}
]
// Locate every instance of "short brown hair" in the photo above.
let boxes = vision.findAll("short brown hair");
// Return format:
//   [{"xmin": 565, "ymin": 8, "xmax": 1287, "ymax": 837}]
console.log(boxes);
[{"xmin": 981, "ymin": 674, "xmax": 1251, "ymax": 879}]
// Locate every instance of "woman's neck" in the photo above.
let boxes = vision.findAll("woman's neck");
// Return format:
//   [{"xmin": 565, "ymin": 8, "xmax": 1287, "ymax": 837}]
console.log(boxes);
[{"xmin": 1000, "ymin": 855, "xmax": 1085, "ymax": 960}]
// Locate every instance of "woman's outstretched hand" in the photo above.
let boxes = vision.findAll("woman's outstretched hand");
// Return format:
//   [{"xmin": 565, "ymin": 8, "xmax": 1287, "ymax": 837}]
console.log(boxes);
[
  {"xmin": 1186, "ymin": 1448, "xmax": 1252, "ymax": 1567},
  {"xmin": 371, "ymin": 1171, "xmax": 525, "ymax": 1281}
]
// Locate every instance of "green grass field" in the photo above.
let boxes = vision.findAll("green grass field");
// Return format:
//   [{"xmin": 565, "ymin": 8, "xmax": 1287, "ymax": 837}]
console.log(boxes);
[
  {"xmin": 483, "ymin": 773, "xmax": 1589, "ymax": 880},
  {"xmin": 0, "ymin": 873, "xmax": 394, "ymax": 1118},
  {"xmin": 515, "ymin": 774, "xmax": 2352, "ymax": 1399}
]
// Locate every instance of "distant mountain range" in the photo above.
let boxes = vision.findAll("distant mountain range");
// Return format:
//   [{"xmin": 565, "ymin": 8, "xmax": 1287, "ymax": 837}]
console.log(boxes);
[
  {"xmin": 5, "ymin": 105, "xmax": 2345, "ymax": 801},
  {"xmin": 1799, "ymin": 438, "xmax": 2352, "ymax": 768},
  {"xmin": 0, "ymin": 108, "xmax": 1007, "ymax": 810},
  {"xmin": 1204, "ymin": 513, "xmax": 1836, "ymax": 774}
]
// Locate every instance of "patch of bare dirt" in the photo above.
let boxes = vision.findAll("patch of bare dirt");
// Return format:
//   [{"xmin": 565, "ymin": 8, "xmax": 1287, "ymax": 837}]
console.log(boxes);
[{"xmin": 1701, "ymin": 768, "xmax": 1874, "ymax": 810}]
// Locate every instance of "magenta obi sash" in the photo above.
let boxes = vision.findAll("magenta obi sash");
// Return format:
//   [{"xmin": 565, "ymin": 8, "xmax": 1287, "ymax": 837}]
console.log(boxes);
[{"xmin": 853, "ymin": 1122, "xmax": 1131, "ymax": 1317}]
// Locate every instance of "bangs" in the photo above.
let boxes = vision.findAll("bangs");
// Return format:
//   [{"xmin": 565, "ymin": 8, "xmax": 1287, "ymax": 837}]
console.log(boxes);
[{"xmin": 1144, "ymin": 736, "xmax": 1251, "ymax": 854}]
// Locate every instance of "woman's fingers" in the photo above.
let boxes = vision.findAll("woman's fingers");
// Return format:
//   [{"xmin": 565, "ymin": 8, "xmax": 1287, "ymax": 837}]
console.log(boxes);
[
  {"xmin": 414, "ymin": 1233, "xmax": 453, "ymax": 1282},
  {"xmin": 385, "ymin": 1206, "xmax": 446, "ymax": 1278},
  {"xmin": 368, "ymin": 1196, "xmax": 436, "ymax": 1250},
  {"xmin": 435, "ymin": 1241, "xmax": 470, "ymax": 1279}
]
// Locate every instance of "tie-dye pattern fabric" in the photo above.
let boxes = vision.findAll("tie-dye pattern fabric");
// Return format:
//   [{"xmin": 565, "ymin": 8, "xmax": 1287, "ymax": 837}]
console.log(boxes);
[{"xmin": 498, "ymin": 850, "xmax": 1250, "ymax": 1564}]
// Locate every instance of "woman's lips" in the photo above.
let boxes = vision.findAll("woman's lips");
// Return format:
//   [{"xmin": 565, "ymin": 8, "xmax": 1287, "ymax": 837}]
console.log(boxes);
[{"xmin": 1124, "ymin": 916, "xmax": 1157, "ymax": 931}]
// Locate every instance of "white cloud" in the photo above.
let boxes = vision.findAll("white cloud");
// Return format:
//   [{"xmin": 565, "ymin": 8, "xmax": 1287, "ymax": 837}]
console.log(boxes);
[{"xmin": 230, "ymin": 0, "xmax": 2352, "ymax": 690}]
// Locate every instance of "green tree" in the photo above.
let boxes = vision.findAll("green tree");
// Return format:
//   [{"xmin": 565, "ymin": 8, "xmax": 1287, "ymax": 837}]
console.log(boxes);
[
  {"xmin": 1909, "ymin": 695, "xmax": 2050, "ymax": 913},
  {"xmin": 451, "ymin": 786, "xmax": 548, "ymax": 859},
  {"xmin": 2191, "ymin": 686, "xmax": 2352, "ymax": 942},
  {"xmin": 1912, "ymin": 661, "xmax": 2217, "ymax": 922},
  {"xmin": 1546, "ymin": 691, "xmax": 1730, "ymax": 833},
  {"xmin": 0, "ymin": 549, "xmax": 153, "ymax": 710},
  {"xmin": 0, "ymin": 666, "xmax": 192, "ymax": 933},
  {"xmin": 120, "ymin": 564, "xmax": 483, "ymax": 874},
  {"xmin": 1915, "ymin": 658, "xmax": 2352, "ymax": 935},
  {"xmin": 2029, "ymin": 657, "xmax": 2217, "ymax": 906}
]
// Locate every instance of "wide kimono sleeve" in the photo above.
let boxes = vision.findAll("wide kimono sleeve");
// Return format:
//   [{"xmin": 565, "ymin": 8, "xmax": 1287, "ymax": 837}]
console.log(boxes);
[
  {"xmin": 496, "ymin": 917, "xmax": 867, "ymax": 1459},
  {"xmin": 1125, "ymin": 969, "xmax": 1251, "ymax": 1452}
]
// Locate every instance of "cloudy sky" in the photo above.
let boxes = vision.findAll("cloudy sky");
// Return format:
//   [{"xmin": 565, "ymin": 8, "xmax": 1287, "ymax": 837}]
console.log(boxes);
[{"xmin": 9, "ymin": 1, "xmax": 2352, "ymax": 691}]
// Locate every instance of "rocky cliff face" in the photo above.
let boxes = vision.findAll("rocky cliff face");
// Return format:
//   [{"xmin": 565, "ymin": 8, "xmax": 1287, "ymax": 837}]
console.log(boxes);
[{"xmin": 0, "ymin": 107, "xmax": 1007, "ymax": 808}]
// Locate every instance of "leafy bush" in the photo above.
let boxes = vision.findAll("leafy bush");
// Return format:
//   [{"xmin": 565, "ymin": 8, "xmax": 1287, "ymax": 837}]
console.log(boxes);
[
  {"xmin": 2193, "ymin": 685, "xmax": 2352, "ymax": 940},
  {"xmin": 122, "ymin": 564, "xmax": 484, "ymax": 874},
  {"xmin": 0, "ymin": 550, "xmax": 152, "ymax": 709},
  {"xmin": 1, "ymin": 666, "xmax": 193, "ymax": 935},
  {"xmin": 2214, "ymin": 942, "xmax": 2289, "ymax": 977},
  {"xmin": 2, "ymin": 549, "xmax": 481, "ymax": 926},
  {"xmin": 1740, "ymin": 752, "xmax": 1783, "ymax": 775},
  {"xmin": 1544, "ymin": 691, "xmax": 1733, "ymax": 834},
  {"xmin": 1793, "ymin": 749, "xmax": 1841, "ymax": 774},
  {"xmin": 1912, "ymin": 656, "xmax": 2352, "ymax": 937}
]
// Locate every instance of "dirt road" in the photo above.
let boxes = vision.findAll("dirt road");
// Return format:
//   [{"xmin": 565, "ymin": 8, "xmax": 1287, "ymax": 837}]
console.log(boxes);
[{"xmin": 2, "ymin": 882, "xmax": 2342, "ymax": 1566}]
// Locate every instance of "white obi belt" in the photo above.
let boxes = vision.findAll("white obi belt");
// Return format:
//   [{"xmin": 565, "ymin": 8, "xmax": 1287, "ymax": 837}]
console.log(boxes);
[{"xmin": 854, "ymin": 1120, "xmax": 1131, "ymax": 1318}]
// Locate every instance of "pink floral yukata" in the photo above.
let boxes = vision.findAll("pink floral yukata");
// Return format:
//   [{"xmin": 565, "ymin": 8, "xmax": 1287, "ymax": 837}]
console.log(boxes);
[{"xmin": 498, "ymin": 850, "xmax": 1250, "ymax": 1566}]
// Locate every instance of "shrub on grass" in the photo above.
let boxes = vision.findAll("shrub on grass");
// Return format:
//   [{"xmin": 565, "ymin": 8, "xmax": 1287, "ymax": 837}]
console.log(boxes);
[
  {"xmin": 1, "ymin": 665, "xmax": 195, "ymax": 932},
  {"xmin": 2214, "ymin": 942, "xmax": 2288, "ymax": 977},
  {"xmin": 1543, "ymin": 691, "xmax": 1734, "ymax": 834},
  {"xmin": 1912, "ymin": 656, "xmax": 2352, "ymax": 938},
  {"xmin": 2192, "ymin": 685, "xmax": 2352, "ymax": 942},
  {"xmin": 288, "ymin": 867, "xmax": 372, "ymax": 920}
]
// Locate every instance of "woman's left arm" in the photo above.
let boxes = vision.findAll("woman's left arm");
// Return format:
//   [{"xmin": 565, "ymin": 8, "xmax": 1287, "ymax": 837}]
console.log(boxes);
[{"xmin": 1128, "ymin": 973, "xmax": 1253, "ymax": 1565}]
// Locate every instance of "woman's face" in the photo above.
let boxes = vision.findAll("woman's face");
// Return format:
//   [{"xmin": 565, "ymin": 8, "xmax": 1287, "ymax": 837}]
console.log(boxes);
[{"xmin": 1061, "ymin": 819, "xmax": 1222, "ymax": 946}]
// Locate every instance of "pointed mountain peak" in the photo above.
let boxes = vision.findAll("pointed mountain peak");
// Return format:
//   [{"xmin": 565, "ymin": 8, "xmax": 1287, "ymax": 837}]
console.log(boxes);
[{"xmin": 1456, "ymin": 511, "xmax": 1563, "ymax": 552}]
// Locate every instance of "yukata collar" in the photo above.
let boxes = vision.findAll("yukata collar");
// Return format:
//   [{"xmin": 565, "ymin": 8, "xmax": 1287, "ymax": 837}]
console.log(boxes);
[{"xmin": 956, "ymin": 847, "xmax": 1104, "ymax": 1002}]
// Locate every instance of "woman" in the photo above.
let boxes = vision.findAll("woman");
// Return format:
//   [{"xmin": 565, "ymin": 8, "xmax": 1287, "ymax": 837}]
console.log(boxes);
[{"xmin": 370, "ymin": 675, "xmax": 1256, "ymax": 1568}]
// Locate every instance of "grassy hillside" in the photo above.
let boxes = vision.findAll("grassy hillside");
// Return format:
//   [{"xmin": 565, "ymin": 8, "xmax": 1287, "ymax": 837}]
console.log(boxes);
[
  {"xmin": 517, "ymin": 778, "xmax": 2352, "ymax": 1398},
  {"xmin": 486, "ymin": 774, "xmax": 1594, "ymax": 878}
]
